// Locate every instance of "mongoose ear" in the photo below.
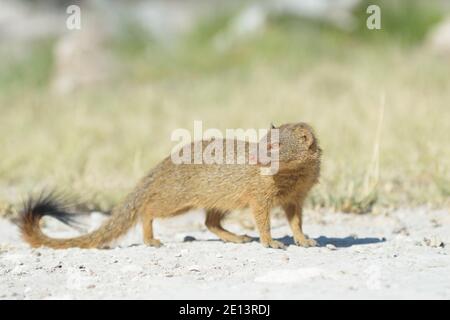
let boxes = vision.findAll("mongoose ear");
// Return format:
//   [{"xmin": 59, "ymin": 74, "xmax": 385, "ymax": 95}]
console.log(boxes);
[{"xmin": 302, "ymin": 132, "xmax": 314, "ymax": 148}]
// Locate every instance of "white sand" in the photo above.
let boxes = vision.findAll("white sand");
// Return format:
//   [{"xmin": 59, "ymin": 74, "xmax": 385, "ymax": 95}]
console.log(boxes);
[{"xmin": 0, "ymin": 208, "xmax": 449, "ymax": 299}]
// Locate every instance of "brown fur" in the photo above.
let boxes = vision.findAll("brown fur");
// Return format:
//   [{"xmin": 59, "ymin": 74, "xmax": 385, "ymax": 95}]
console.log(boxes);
[{"xmin": 19, "ymin": 122, "xmax": 321, "ymax": 249}]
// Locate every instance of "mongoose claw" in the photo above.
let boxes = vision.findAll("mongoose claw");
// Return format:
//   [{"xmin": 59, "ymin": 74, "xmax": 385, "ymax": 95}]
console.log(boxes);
[
  {"xmin": 263, "ymin": 240, "xmax": 286, "ymax": 250},
  {"xmin": 294, "ymin": 237, "xmax": 317, "ymax": 248}
]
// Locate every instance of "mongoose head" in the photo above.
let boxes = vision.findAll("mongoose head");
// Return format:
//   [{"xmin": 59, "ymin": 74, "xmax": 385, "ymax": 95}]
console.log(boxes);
[{"xmin": 260, "ymin": 122, "xmax": 321, "ymax": 172}]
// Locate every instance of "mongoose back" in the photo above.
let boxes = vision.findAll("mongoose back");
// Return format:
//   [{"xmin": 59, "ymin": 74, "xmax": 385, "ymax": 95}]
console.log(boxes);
[{"xmin": 19, "ymin": 122, "xmax": 321, "ymax": 249}]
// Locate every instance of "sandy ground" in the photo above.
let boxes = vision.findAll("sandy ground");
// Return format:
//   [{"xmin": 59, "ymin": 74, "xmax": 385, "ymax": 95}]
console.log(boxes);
[{"xmin": 0, "ymin": 208, "xmax": 449, "ymax": 300}]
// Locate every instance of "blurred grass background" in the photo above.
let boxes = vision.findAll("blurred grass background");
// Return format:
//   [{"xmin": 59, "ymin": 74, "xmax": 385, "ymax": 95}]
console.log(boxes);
[{"xmin": 0, "ymin": 0, "xmax": 449, "ymax": 216}]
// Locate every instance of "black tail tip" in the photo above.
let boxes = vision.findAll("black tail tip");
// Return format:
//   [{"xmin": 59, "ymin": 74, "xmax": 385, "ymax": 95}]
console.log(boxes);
[{"xmin": 19, "ymin": 190, "xmax": 80, "ymax": 228}]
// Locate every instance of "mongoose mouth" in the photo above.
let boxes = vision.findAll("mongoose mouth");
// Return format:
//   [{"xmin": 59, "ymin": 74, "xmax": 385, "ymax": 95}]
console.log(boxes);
[{"xmin": 257, "ymin": 151, "xmax": 319, "ymax": 172}]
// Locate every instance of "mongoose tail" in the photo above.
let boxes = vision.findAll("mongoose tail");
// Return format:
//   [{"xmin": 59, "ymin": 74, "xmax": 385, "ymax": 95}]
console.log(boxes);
[{"xmin": 18, "ymin": 192, "xmax": 139, "ymax": 249}]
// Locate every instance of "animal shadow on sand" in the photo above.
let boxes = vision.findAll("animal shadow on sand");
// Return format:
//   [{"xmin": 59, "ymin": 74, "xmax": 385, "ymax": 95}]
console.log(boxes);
[
  {"xmin": 274, "ymin": 235, "xmax": 386, "ymax": 248},
  {"xmin": 185, "ymin": 235, "xmax": 385, "ymax": 248}
]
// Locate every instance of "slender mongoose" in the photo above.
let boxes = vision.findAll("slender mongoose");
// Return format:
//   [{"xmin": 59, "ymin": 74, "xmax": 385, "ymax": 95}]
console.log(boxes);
[{"xmin": 19, "ymin": 122, "xmax": 321, "ymax": 249}]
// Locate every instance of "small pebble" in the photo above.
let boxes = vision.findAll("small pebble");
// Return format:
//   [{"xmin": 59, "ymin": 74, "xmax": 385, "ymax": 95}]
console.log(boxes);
[
  {"xmin": 326, "ymin": 244, "xmax": 337, "ymax": 251},
  {"xmin": 423, "ymin": 237, "xmax": 445, "ymax": 248},
  {"xmin": 188, "ymin": 265, "xmax": 200, "ymax": 272},
  {"xmin": 393, "ymin": 227, "xmax": 409, "ymax": 236}
]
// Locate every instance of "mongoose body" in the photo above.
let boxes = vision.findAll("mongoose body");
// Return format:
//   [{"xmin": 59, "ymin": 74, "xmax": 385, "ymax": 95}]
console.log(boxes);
[{"xmin": 19, "ymin": 122, "xmax": 321, "ymax": 249}]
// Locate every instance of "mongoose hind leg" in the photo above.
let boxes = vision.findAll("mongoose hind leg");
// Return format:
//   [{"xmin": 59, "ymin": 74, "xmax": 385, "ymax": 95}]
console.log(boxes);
[
  {"xmin": 205, "ymin": 209, "xmax": 252, "ymax": 243},
  {"xmin": 282, "ymin": 202, "xmax": 317, "ymax": 247},
  {"xmin": 142, "ymin": 214, "xmax": 162, "ymax": 247},
  {"xmin": 251, "ymin": 203, "xmax": 285, "ymax": 249}
]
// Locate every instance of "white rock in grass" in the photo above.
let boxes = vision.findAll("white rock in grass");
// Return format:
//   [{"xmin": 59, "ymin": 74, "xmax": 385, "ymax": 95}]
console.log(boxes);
[{"xmin": 427, "ymin": 17, "xmax": 450, "ymax": 55}]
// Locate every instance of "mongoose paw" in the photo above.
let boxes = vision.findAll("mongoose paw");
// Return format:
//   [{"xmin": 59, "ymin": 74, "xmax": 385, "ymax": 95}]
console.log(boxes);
[
  {"xmin": 145, "ymin": 239, "xmax": 163, "ymax": 248},
  {"xmin": 294, "ymin": 237, "xmax": 317, "ymax": 248},
  {"xmin": 235, "ymin": 235, "xmax": 253, "ymax": 243},
  {"xmin": 262, "ymin": 240, "xmax": 286, "ymax": 250}
]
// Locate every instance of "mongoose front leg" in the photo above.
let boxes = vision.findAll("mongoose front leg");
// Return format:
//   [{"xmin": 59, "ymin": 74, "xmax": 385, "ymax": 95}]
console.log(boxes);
[
  {"xmin": 142, "ymin": 214, "xmax": 162, "ymax": 247},
  {"xmin": 205, "ymin": 209, "xmax": 252, "ymax": 243},
  {"xmin": 251, "ymin": 204, "xmax": 285, "ymax": 249},
  {"xmin": 282, "ymin": 202, "xmax": 316, "ymax": 247}
]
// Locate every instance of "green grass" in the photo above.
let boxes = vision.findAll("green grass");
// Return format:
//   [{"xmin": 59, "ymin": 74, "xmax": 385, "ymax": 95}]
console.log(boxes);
[
  {"xmin": 0, "ymin": 39, "xmax": 55, "ymax": 92},
  {"xmin": 0, "ymin": 1, "xmax": 449, "ymax": 217}
]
